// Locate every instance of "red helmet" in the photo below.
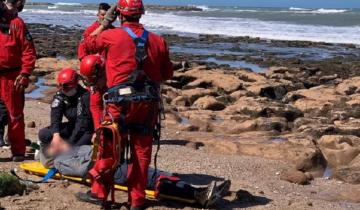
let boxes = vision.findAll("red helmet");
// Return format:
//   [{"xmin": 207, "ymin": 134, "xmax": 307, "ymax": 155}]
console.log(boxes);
[
  {"xmin": 57, "ymin": 68, "xmax": 79, "ymax": 91},
  {"xmin": 118, "ymin": 0, "xmax": 145, "ymax": 17},
  {"xmin": 80, "ymin": 54, "xmax": 104, "ymax": 86}
]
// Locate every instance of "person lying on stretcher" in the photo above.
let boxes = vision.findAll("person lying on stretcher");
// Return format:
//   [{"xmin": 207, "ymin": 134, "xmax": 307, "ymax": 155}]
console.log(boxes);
[{"xmin": 39, "ymin": 143, "xmax": 231, "ymax": 208}]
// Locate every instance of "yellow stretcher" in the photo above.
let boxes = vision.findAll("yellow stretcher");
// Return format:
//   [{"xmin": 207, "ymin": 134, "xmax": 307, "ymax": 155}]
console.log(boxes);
[
  {"xmin": 19, "ymin": 162, "xmax": 196, "ymax": 204},
  {"xmin": 20, "ymin": 162, "xmax": 156, "ymax": 199}
]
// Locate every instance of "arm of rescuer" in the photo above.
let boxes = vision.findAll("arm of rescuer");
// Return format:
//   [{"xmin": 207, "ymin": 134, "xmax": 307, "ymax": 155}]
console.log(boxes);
[
  {"xmin": 159, "ymin": 39, "xmax": 174, "ymax": 81},
  {"xmin": 13, "ymin": 18, "xmax": 37, "ymax": 91},
  {"xmin": 16, "ymin": 18, "xmax": 37, "ymax": 75},
  {"xmin": 83, "ymin": 4, "xmax": 117, "ymax": 52},
  {"xmin": 68, "ymin": 91, "xmax": 94, "ymax": 145},
  {"xmin": 78, "ymin": 22, "xmax": 100, "ymax": 60},
  {"xmin": 50, "ymin": 94, "xmax": 65, "ymax": 135},
  {"xmin": 89, "ymin": 89, "xmax": 104, "ymax": 130}
]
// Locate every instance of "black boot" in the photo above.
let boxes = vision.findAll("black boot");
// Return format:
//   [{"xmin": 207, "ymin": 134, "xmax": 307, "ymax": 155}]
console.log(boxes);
[
  {"xmin": 75, "ymin": 191, "xmax": 103, "ymax": 206},
  {"xmin": 0, "ymin": 127, "xmax": 6, "ymax": 147}
]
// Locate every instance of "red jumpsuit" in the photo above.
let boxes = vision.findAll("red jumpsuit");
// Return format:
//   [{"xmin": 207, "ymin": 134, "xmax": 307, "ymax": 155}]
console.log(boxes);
[
  {"xmin": 89, "ymin": 88, "xmax": 105, "ymax": 130},
  {"xmin": 0, "ymin": 14, "xmax": 36, "ymax": 156},
  {"xmin": 84, "ymin": 22, "xmax": 173, "ymax": 206},
  {"xmin": 77, "ymin": 21, "xmax": 100, "ymax": 60}
]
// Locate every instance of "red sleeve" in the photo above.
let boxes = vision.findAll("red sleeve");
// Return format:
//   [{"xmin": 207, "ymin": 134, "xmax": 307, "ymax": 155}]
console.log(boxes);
[
  {"xmin": 90, "ymin": 90, "xmax": 104, "ymax": 129},
  {"xmin": 160, "ymin": 39, "xmax": 173, "ymax": 81},
  {"xmin": 78, "ymin": 22, "xmax": 99, "ymax": 60},
  {"xmin": 78, "ymin": 40, "xmax": 87, "ymax": 60},
  {"xmin": 17, "ymin": 19, "xmax": 36, "ymax": 75},
  {"xmin": 83, "ymin": 32, "xmax": 107, "ymax": 56}
]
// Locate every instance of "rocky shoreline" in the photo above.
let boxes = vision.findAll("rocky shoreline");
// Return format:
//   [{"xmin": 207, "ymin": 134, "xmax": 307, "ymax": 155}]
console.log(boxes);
[{"xmin": 21, "ymin": 23, "xmax": 360, "ymax": 206}]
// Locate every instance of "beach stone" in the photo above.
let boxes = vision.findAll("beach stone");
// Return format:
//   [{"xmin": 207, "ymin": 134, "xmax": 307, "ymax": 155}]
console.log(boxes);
[
  {"xmin": 162, "ymin": 85, "xmax": 181, "ymax": 100},
  {"xmin": 334, "ymin": 119, "xmax": 360, "ymax": 136},
  {"xmin": 224, "ymin": 96, "xmax": 267, "ymax": 116},
  {"xmin": 246, "ymin": 81, "xmax": 293, "ymax": 100},
  {"xmin": 229, "ymin": 90, "xmax": 250, "ymax": 100},
  {"xmin": 171, "ymin": 96, "xmax": 191, "ymax": 107},
  {"xmin": 181, "ymin": 88, "xmax": 217, "ymax": 104},
  {"xmin": 26, "ymin": 121, "xmax": 36, "ymax": 128},
  {"xmin": 193, "ymin": 96, "xmax": 226, "ymax": 111},
  {"xmin": 280, "ymin": 169, "xmax": 309, "ymax": 185},
  {"xmin": 334, "ymin": 166, "xmax": 360, "ymax": 184},
  {"xmin": 182, "ymin": 67, "xmax": 243, "ymax": 92},
  {"xmin": 283, "ymin": 85, "xmax": 341, "ymax": 112},
  {"xmin": 336, "ymin": 76, "xmax": 360, "ymax": 95},
  {"xmin": 295, "ymin": 148, "xmax": 327, "ymax": 177},
  {"xmin": 255, "ymin": 117, "xmax": 288, "ymax": 132}
]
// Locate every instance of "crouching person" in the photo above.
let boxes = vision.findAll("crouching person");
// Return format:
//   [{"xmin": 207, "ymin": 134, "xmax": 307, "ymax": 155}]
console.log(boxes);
[{"xmin": 38, "ymin": 68, "xmax": 94, "ymax": 166}]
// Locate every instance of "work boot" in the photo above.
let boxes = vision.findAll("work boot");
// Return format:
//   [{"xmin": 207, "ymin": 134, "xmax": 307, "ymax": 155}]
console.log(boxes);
[
  {"xmin": 0, "ymin": 127, "xmax": 6, "ymax": 147},
  {"xmin": 12, "ymin": 155, "xmax": 25, "ymax": 162},
  {"xmin": 215, "ymin": 180, "xmax": 231, "ymax": 198},
  {"xmin": 194, "ymin": 181, "xmax": 218, "ymax": 208},
  {"xmin": 75, "ymin": 191, "xmax": 103, "ymax": 206}
]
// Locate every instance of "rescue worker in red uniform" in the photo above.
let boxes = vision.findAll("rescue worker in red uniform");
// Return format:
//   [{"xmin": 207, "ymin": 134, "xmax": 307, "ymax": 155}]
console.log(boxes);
[
  {"xmin": 77, "ymin": 3, "xmax": 111, "ymax": 60},
  {"xmin": 78, "ymin": 55, "xmax": 232, "ymax": 208},
  {"xmin": 77, "ymin": 0, "xmax": 173, "ymax": 209},
  {"xmin": 79, "ymin": 54, "xmax": 107, "ymax": 130},
  {"xmin": 0, "ymin": 0, "xmax": 36, "ymax": 162}
]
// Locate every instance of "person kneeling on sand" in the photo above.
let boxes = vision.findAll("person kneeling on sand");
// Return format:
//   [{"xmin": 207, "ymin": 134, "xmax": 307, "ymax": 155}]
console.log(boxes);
[{"xmin": 38, "ymin": 68, "xmax": 94, "ymax": 167}]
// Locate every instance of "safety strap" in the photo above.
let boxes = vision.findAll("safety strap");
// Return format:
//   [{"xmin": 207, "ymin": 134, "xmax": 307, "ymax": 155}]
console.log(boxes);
[
  {"xmin": 41, "ymin": 168, "xmax": 58, "ymax": 183},
  {"xmin": 122, "ymin": 26, "xmax": 149, "ymax": 83}
]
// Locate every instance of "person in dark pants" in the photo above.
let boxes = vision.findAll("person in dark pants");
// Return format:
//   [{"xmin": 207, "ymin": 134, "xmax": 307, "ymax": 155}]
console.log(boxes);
[
  {"xmin": 0, "ymin": 99, "xmax": 8, "ymax": 147},
  {"xmin": 38, "ymin": 68, "xmax": 94, "ymax": 154}
]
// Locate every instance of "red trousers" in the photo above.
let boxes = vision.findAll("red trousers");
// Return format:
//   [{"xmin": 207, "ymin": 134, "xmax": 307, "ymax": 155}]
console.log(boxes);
[
  {"xmin": 0, "ymin": 71, "xmax": 25, "ymax": 155},
  {"xmin": 109, "ymin": 101, "xmax": 158, "ymax": 207}
]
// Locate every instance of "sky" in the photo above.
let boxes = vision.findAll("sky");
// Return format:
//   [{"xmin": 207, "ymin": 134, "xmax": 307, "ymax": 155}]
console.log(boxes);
[{"xmin": 30, "ymin": 0, "xmax": 360, "ymax": 9}]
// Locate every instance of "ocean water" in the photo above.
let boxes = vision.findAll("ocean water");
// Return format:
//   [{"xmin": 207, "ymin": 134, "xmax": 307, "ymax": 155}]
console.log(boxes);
[{"xmin": 19, "ymin": 1, "xmax": 360, "ymax": 44}]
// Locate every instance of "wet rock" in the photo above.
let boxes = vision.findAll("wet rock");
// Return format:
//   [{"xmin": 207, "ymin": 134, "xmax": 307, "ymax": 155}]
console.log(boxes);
[
  {"xmin": 319, "ymin": 74, "xmax": 338, "ymax": 83},
  {"xmin": 235, "ymin": 70, "xmax": 267, "ymax": 84},
  {"xmin": 26, "ymin": 121, "xmax": 36, "ymax": 128},
  {"xmin": 297, "ymin": 123, "xmax": 337, "ymax": 139},
  {"xmin": 283, "ymin": 85, "xmax": 341, "ymax": 112},
  {"xmin": 182, "ymin": 67, "xmax": 243, "ymax": 92},
  {"xmin": 294, "ymin": 117, "xmax": 331, "ymax": 130},
  {"xmin": 336, "ymin": 76, "xmax": 360, "ymax": 95},
  {"xmin": 280, "ymin": 169, "xmax": 309, "ymax": 185},
  {"xmin": 255, "ymin": 117, "xmax": 288, "ymax": 132},
  {"xmin": 334, "ymin": 166, "xmax": 360, "ymax": 184},
  {"xmin": 181, "ymin": 88, "xmax": 217, "ymax": 104},
  {"xmin": 318, "ymin": 135, "xmax": 360, "ymax": 167},
  {"xmin": 246, "ymin": 81, "xmax": 293, "ymax": 100},
  {"xmin": 334, "ymin": 119, "xmax": 360, "ymax": 136},
  {"xmin": 162, "ymin": 85, "xmax": 181, "ymax": 100},
  {"xmin": 193, "ymin": 96, "xmax": 226, "ymax": 111},
  {"xmin": 224, "ymin": 97, "xmax": 268, "ymax": 116},
  {"xmin": 171, "ymin": 96, "xmax": 191, "ymax": 107},
  {"xmin": 295, "ymin": 148, "xmax": 327, "ymax": 177},
  {"xmin": 229, "ymin": 90, "xmax": 251, "ymax": 100},
  {"xmin": 179, "ymin": 124, "xmax": 200, "ymax": 132}
]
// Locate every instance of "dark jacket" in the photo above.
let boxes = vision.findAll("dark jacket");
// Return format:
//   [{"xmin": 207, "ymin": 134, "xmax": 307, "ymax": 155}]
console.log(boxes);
[{"xmin": 50, "ymin": 85, "xmax": 93, "ymax": 145}]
